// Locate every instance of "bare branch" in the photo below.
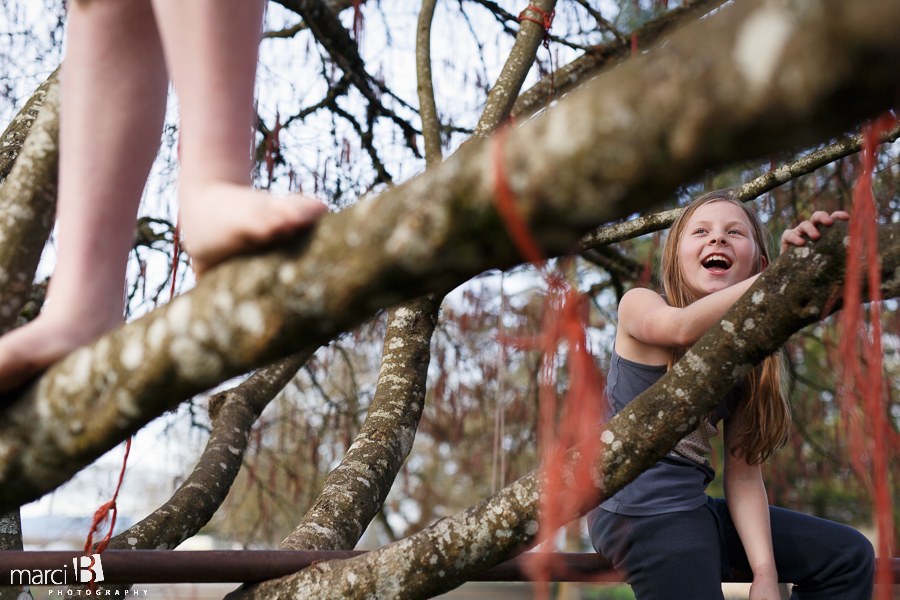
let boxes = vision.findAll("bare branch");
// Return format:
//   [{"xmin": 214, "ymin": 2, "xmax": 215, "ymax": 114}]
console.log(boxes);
[
  {"xmin": 263, "ymin": 0, "xmax": 357, "ymax": 39},
  {"xmin": 281, "ymin": 296, "xmax": 440, "ymax": 550},
  {"xmin": 578, "ymin": 121, "xmax": 900, "ymax": 250},
  {"xmin": 471, "ymin": 0, "xmax": 558, "ymax": 140},
  {"xmin": 569, "ymin": 0, "xmax": 628, "ymax": 46},
  {"xmin": 272, "ymin": 0, "xmax": 422, "ymax": 157},
  {"xmin": 416, "ymin": 0, "xmax": 442, "ymax": 167}
]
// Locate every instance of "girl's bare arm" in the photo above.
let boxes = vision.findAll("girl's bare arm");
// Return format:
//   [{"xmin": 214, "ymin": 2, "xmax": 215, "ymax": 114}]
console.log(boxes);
[
  {"xmin": 616, "ymin": 276, "xmax": 759, "ymax": 360},
  {"xmin": 723, "ymin": 411, "xmax": 781, "ymax": 600}
]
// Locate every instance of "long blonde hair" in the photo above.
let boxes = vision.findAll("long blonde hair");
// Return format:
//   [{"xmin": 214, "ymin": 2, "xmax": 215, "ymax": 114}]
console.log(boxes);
[{"xmin": 660, "ymin": 190, "xmax": 790, "ymax": 464}]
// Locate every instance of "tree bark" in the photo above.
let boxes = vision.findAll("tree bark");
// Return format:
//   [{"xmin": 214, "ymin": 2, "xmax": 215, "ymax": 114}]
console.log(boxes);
[
  {"xmin": 1, "ymin": 0, "xmax": 900, "ymax": 513},
  {"xmin": 281, "ymin": 296, "xmax": 440, "ymax": 550},
  {"xmin": 0, "ymin": 68, "xmax": 60, "ymax": 335},
  {"xmin": 103, "ymin": 354, "xmax": 308, "ymax": 553}
]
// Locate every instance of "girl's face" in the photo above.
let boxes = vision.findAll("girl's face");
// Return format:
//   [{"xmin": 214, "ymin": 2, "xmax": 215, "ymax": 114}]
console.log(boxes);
[{"xmin": 678, "ymin": 201, "xmax": 762, "ymax": 299}]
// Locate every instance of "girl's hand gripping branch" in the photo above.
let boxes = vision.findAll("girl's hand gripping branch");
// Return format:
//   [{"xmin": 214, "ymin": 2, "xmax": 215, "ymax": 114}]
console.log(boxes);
[{"xmin": 779, "ymin": 211, "xmax": 849, "ymax": 255}]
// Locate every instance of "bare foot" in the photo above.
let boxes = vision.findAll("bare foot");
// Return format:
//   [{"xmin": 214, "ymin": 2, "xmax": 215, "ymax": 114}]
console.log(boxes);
[
  {"xmin": 178, "ymin": 182, "xmax": 328, "ymax": 277},
  {"xmin": 0, "ymin": 310, "xmax": 121, "ymax": 395}
]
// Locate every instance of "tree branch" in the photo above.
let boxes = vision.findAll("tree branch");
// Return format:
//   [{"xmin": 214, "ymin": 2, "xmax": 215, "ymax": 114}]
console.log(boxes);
[
  {"xmin": 0, "ymin": 68, "xmax": 60, "ymax": 335},
  {"xmin": 272, "ymin": 0, "xmax": 422, "ymax": 157},
  {"xmin": 281, "ymin": 296, "xmax": 440, "ymax": 550},
  {"xmin": 470, "ymin": 0, "xmax": 558, "ymax": 140},
  {"xmin": 416, "ymin": 0, "xmax": 442, "ymax": 167},
  {"xmin": 263, "ymin": 0, "xmax": 357, "ymax": 39},
  {"xmin": 104, "ymin": 355, "xmax": 308, "ymax": 553},
  {"xmin": 577, "ymin": 120, "xmax": 900, "ymax": 250}
]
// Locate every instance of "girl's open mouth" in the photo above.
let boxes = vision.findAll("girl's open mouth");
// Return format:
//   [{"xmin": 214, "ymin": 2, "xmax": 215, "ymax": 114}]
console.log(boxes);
[{"xmin": 702, "ymin": 254, "xmax": 732, "ymax": 274}]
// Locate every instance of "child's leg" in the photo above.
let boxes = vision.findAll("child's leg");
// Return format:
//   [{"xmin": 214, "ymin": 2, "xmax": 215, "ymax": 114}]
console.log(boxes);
[
  {"xmin": 717, "ymin": 499, "xmax": 875, "ymax": 599},
  {"xmin": 0, "ymin": 0, "xmax": 168, "ymax": 393},
  {"xmin": 149, "ymin": 0, "xmax": 327, "ymax": 277},
  {"xmin": 589, "ymin": 507, "xmax": 726, "ymax": 600}
]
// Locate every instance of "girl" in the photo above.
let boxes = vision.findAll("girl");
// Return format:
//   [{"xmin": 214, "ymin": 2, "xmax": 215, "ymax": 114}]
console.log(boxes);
[
  {"xmin": 587, "ymin": 191, "xmax": 875, "ymax": 600},
  {"xmin": 0, "ymin": 0, "xmax": 327, "ymax": 392}
]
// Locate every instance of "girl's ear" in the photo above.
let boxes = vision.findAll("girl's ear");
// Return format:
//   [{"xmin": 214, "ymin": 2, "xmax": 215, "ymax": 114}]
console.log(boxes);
[{"xmin": 759, "ymin": 255, "xmax": 769, "ymax": 270}]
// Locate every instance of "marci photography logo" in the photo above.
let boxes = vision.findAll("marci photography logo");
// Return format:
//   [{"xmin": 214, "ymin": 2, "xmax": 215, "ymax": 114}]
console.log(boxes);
[{"xmin": 9, "ymin": 554, "xmax": 104, "ymax": 587}]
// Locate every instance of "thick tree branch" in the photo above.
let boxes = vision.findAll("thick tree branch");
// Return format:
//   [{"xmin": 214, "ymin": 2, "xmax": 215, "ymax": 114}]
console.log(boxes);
[
  {"xmin": 578, "ymin": 121, "xmax": 900, "ymax": 250},
  {"xmin": 0, "ymin": 68, "xmax": 60, "ymax": 335},
  {"xmin": 1, "ymin": 0, "xmax": 900, "ymax": 513},
  {"xmin": 224, "ymin": 221, "xmax": 900, "ymax": 600},
  {"xmin": 281, "ymin": 296, "xmax": 440, "ymax": 550}
]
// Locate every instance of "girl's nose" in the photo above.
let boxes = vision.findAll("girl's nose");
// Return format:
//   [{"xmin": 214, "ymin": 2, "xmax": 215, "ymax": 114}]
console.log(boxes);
[{"xmin": 710, "ymin": 235, "xmax": 727, "ymax": 245}]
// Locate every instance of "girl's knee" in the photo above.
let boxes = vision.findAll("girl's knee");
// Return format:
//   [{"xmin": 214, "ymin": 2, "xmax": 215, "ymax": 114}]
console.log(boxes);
[{"xmin": 845, "ymin": 530, "xmax": 875, "ymax": 579}]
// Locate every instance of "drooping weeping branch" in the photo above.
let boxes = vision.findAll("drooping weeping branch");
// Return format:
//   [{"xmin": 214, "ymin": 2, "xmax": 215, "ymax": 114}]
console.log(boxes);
[{"xmin": 1, "ymin": 0, "xmax": 900, "ymax": 513}]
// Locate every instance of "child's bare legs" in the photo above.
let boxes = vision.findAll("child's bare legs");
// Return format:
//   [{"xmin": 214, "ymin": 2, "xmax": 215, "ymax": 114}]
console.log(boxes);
[
  {"xmin": 0, "ymin": 0, "xmax": 169, "ymax": 392},
  {"xmin": 150, "ymin": 0, "xmax": 327, "ymax": 277}
]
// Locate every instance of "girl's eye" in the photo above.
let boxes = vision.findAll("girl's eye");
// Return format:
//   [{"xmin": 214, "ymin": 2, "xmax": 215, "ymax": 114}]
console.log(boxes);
[
  {"xmin": 728, "ymin": 229, "xmax": 744, "ymax": 235},
  {"xmin": 693, "ymin": 228, "xmax": 707, "ymax": 234}
]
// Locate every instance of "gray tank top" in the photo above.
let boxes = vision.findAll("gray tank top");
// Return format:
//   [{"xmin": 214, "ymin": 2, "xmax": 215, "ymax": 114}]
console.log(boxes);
[{"xmin": 598, "ymin": 348, "xmax": 738, "ymax": 515}]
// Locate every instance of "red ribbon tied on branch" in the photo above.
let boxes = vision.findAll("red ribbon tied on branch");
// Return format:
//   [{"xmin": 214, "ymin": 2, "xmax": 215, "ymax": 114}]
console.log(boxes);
[{"xmin": 518, "ymin": 5, "xmax": 555, "ymax": 49}]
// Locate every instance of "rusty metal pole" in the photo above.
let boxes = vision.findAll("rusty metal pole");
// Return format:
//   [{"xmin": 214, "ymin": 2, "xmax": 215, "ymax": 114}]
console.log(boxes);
[{"xmin": 0, "ymin": 551, "xmax": 896, "ymax": 585}]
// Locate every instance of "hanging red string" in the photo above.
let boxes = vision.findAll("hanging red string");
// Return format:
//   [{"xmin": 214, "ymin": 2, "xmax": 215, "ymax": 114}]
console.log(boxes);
[
  {"xmin": 83, "ymin": 437, "xmax": 132, "ymax": 592},
  {"xmin": 837, "ymin": 112, "xmax": 899, "ymax": 600},
  {"xmin": 492, "ymin": 127, "xmax": 609, "ymax": 598}
]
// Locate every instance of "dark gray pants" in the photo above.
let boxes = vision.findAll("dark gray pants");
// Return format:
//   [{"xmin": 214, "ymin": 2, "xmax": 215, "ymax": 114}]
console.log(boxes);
[{"xmin": 588, "ymin": 497, "xmax": 875, "ymax": 600}]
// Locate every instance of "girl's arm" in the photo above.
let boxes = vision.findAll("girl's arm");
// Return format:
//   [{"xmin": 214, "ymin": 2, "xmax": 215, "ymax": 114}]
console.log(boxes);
[
  {"xmin": 723, "ymin": 410, "xmax": 781, "ymax": 600},
  {"xmin": 618, "ymin": 274, "xmax": 759, "ymax": 353}
]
